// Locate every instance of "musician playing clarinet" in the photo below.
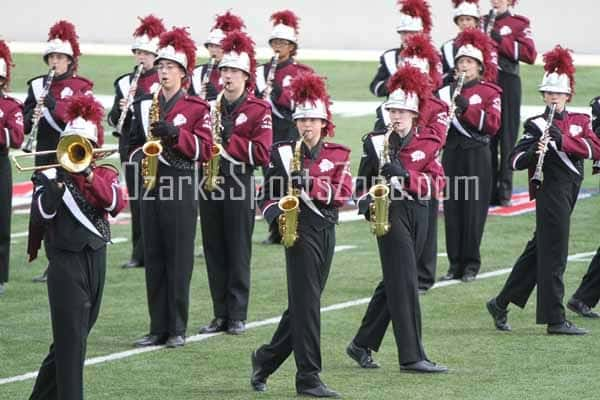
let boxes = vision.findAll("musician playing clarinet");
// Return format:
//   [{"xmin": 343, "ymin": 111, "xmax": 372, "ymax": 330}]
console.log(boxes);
[{"xmin": 487, "ymin": 46, "xmax": 600, "ymax": 335}]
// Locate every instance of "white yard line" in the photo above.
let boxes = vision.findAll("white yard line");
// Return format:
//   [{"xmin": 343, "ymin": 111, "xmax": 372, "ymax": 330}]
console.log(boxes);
[{"xmin": 0, "ymin": 250, "xmax": 594, "ymax": 386}]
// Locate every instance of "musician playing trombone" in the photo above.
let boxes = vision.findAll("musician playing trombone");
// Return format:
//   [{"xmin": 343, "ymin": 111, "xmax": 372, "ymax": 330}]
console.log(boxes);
[
  {"xmin": 251, "ymin": 72, "xmax": 352, "ymax": 398},
  {"xmin": 107, "ymin": 15, "xmax": 164, "ymax": 270},
  {"xmin": 487, "ymin": 46, "xmax": 600, "ymax": 335},
  {"xmin": 347, "ymin": 65, "xmax": 447, "ymax": 374}
]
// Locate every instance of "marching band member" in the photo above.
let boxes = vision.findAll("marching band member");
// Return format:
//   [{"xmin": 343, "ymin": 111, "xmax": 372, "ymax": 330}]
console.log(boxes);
[
  {"xmin": 131, "ymin": 28, "xmax": 212, "ymax": 348},
  {"xmin": 28, "ymin": 95, "xmax": 126, "ymax": 400},
  {"xmin": 438, "ymin": 28, "xmax": 502, "ymax": 282},
  {"xmin": 256, "ymin": 9, "xmax": 314, "ymax": 245},
  {"xmin": 347, "ymin": 65, "xmax": 447, "ymax": 374},
  {"xmin": 440, "ymin": 0, "xmax": 481, "ymax": 84},
  {"xmin": 483, "ymin": 0, "xmax": 537, "ymax": 206},
  {"xmin": 487, "ymin": 46, "xmax": 600, "ymax": 335},
  {"xmin": 108, "ymin": 14, "xmax": 164, "ymax": 270},
  {"xmin": 190, "ymin": 11, "xmax": 245, "ymax": 101},
  {"xmin": 370, "ymin": 0, "xmax": 433, "ymax": 130},
  {"xmin": 23, "ymin": 20, "xmax": 94, "ymax": 283},
  {"xmin": 198, "ymin": 31, "xmax": 272, "ymax": 336},
  {"xmin": 251, "ymin": 72, "xmax": 352, "ymax": 398},
  {"xmin": 0, "ymin": 40, "xmax": 24, "ymax": 296}
]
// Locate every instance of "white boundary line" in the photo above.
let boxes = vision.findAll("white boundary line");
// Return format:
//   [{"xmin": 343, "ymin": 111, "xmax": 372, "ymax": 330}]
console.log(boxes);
[{"xmin": 0, "ymin": 251, "xmax": 595, "ymax": 386}]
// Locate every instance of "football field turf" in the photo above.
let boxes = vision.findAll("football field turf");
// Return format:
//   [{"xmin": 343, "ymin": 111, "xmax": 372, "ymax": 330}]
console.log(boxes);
[{"xmin": 1, "ymin": 54, "xmax": 600, "ymax": 399}]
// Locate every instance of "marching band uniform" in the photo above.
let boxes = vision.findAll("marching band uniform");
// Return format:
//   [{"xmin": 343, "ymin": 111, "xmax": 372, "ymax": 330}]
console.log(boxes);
[
  {"xmin": 371, "ymin": 0, "xmax": 433, "ymax": 130},
  {"xmin": 28, "ymin": 95, "xmax": 126, "ymax": 400},
  {"xmin": 198, "ymin": 31, "xmax": 272, "ymax": 335},
  {"xmin": 251, "ymin": 73, "xmax": 352, "ymax": 398},
  {"xmin": 438, "ymin": 29, "xmax": 502, "ymax": 282},
  {"xmin": 189, "ymin": 11, "xmax": 245, "ymax": 101},
  {"xmin": 131, "ymin": 28, "xmax": 212, "ymax": 348},
  {"xmin": 0, "ymin": 41, "xmax": 24, "ymax": 295},
  {"xmin": 483, "ymin": 1, "xmax": 537, "ymax": 205},
  {"xmin": 348, "ymin": 65, "xmax": 447, "ymax": 374},
  {"xmin": 108, "ymin": 15, "xmax": 164, "ymax": 270},
  {"xmin": 488, "ymin": 46, "xmax": 600, "ymax": 335}
]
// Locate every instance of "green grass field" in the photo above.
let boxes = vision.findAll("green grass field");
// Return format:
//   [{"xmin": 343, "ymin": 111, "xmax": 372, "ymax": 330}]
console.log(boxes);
[{"xmin": 2, "ymin": 54, "xmax": 600, "ymax": 399}]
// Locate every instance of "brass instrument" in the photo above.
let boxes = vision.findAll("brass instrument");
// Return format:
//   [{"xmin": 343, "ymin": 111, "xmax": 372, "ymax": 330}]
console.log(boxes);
[
  {"xmin": 203, "ymin": 90, "xmax": 224, "ymax": 192},
  {"xmin": 199, "ymin": 57, "xmax": 216, "ymax": 100},
  {"xmin": 12, "ymin": 134, "xmax": 118, "ymax": 172},
  {"xmin": 262, "ymin": 52, "xmax": 280, "ymax": 99},
  {"xmin": 141, "ymin": 83, "xmax": 164, "ymax": 190},
  {"xmin": 446, "ymin": 72, "xmax": 467, "ymax": 134},
  {"xmin": 530, "ymin": 103, "xmax": 558, "ymax": 190},
  {"xmin": 22, "ymin": 68, "xmax": 56, "ymax": 153},
  {"xmin": 114, "ymin": 63, "xmax": 144, "ymax": 137},
  {"xmin": 485, "ymin": 8, "xmax": 497, "ymax": 36},
  {"xmin": 368, "ymin": 125, "xmax": 394, "ymax": 237},
  {"xmin": 278, "ymin": 138, "xmax": 303, "ymax": 248}
]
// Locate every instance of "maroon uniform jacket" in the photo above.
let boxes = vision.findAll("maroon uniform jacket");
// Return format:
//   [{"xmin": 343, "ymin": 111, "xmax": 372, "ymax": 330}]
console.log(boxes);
[
  {"xmin": 128, "ymin": 90, "xmax": 213, "ymax": 168},
  {"xmin": 255, "ymin": 57, "xmax": 313, "ymax": 120},
  {"xmin": 0, "ymin": 94, "xmax": 24, "ymax": 151},
  {"xmin": 356, "ymin": 129, "xmax": 446, "ymax": 215},
  {"xmin": 190, "ymin": 61, "xmax": 222, "ymax": 101},
  {"xmin": 259, "ymin": 139, "xmax": 353, "ymax": 227},
  {"xmin": 483, "ymin": 11, "xmax": 537, "ymax": 76},
  {"xmin": 438, "ymin": 80, "xmax": 502, "ymax": 149}
]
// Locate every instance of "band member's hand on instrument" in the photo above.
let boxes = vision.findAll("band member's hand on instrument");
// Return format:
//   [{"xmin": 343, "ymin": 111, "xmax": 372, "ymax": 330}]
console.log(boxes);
[
  {"xmin": 205, "ymin": 82, "xmax": 219, "ymax": 99},
  {"xmin": 78, "ymin": 166, "xmax": 94, "ymax": 180},
  {"xmin": 454, "ymin": 95, "xmax": 469, "ymax": 116},
  {"xmin": 548, "ymin": 124, "xmax": 563, "ymax": 149},
  {"xmin": 34, "ymin": 171, "xmax": 65, "ymax": 212},
  {"xmin": 290, "ymin": 169, "xmax": 311, "ymax": 192},
  {"xmin": 381, "ymin": 159, "xmax": 409, "ymax": 180},
  {"xmin": 490, "ymin": 30, "xmax": 503, "ymax": 44},
  {"xmin": 43, "ymin": 92, "xmax": 57, "ymax": 111},
  {"xmin": 151, "ymin": 120, "xmax": 179, "ymax": 140},
  {"xmin": 268, "ymin": 82, "xmax": 283, "ymax": 101},
  {"xmin": 589, "ymin": 96, "xmax": 600, "ymax": 135},
  {"xmin": 119, "ymin": 98, "xmax": 128, "ymax": 112}
]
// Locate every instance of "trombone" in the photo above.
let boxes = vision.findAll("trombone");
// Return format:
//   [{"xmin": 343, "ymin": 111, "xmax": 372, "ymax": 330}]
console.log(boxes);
[{"xmin": 12, "ymin": 134, "xmax": 118, "ymax": 173}]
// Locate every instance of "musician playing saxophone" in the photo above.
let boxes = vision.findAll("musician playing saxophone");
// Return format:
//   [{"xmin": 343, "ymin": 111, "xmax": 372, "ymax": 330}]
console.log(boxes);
[{"xmin": 252, "ymin": 72, "xmax": 352, "ymax": 398}]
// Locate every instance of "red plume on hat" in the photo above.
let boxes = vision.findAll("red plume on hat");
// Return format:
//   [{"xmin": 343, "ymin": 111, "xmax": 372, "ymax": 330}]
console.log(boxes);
[
  {"xmin": 291, "ymin": 73, "xmax": 335, "ymax": 137},
  {"xmin": 134, "ymin": 15, "xmax": 166, "ymax": 38},
  {"xmin": 400, "ymin": 33, "xmax": 442, "ymax": 88},
  {"xmin": 158, "ymin": 27, "xmax": 197, "ymax": 75},
  {"xmin": 0, "ymin": 40, "xmax": 14, "ymax": 86},
  {"xmin": 452, "ymin": 0, "xmax": 479, "ymax": 7},
  {"xmin": 387, "ymin": 64, "xmax": 432, "ymax": 109},
  {"xmin": 214, "ymin": 11, "xmax": 246, "ymax": 32},
  {"xmin": 543, "ymin": 45, "xmax": 575, "ymax": 95},
  {"xmin": 48, "ymin": 20, "xmax": 81, "ymax": 61},
  {"xmin": 65, "ymin": 95, "xmax": 105, "ymax": 146},
  {"xmin": 455, "ymin": 28, "xmax": 497, "ymax": 82},
  {"xmin": 397, "ymin": 0, "xmax": 433, "ymax": 34},
  {"xmin": 270, "ymin": 10, "xmax": 300, "ymax": 32},
  {"xmin": 221, "ymin": 31, "xmax": 257, "ymax": 91}
]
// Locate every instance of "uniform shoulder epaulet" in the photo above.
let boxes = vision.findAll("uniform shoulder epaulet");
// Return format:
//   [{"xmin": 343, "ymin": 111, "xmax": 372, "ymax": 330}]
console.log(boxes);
[
  {"xmin": 427, "ymin": 96, "xmax": 448, "ymax": 107},
  {"xmin": 26, "ymin": 75, "xmax": 46, "ymax": 85},
  {"xmin": 272, "ymin": 139, "xmax": 296, "ymax": 150},
  {"xmin": 323, "ymin": 142, "xmax": 351, "ymax": 153},
  {"xmin": 568, "ymin": 112, "xmax": 591, "ymax": 122},
  {"xmin": 512, "ymin": 14, "xmax": 531, "ymax": 25},
  {"xmin": 2, "ymin": 94, "xmax": 23, "ymax": 107},
  {"xmin": 183, "ymin": 95, "xmax": 210, "ymax": 108},
  {"xmin": 481, "ymin": 81, "xmax": 502, "ymax": 93},
  {"xmin": 113, "ymin": 72, "xmax": 132, "ymax": 86},
  {"xmin": 295, "ymin": 63, "xmax": 314, "ymax": 74},
  {"xmin": 95, "ymin": 163, "xmax": 120, "ymax": 175},
  {"xmin": 363, "ymin": 130, "xmax": 383, "ymax": 142},
  {"xmin": 247, "ymin": 95, "xmax": 270, "ymax": 109},
  {"xmin": 71, "ymin": 75, "xmax": 94, "ymax": 87},
  {"xmin": 132, "ymin": 93, "xmax": 153, "ymax": 106}
]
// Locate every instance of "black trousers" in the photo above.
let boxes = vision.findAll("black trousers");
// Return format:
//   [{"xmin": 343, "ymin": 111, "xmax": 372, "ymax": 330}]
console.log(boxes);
[
  {"xmin": 491, "ymin": 71, "xmax": 521, "ymax": 203},
  {"xmin": 443, "ymin": 145, "xmax": 492, "ymax": 277},
  {"xmin": 30, "ymin": 245, "xmax": 106, "ymax": 400},
  {"xmin": 417, "ymin": 198, "xmax": 438, "ymax": 290},
  {"xmin": 571, "ymin": 247, "xmax": 600, "ymax": 308},
  {"xmin": 353, "ymin": 200, "xmax": 428, "ymax": 365},
  {"xmin": 0, "ymin": 154, "xmax": 11, "ymax": 283},
  {"xmin": 254, "ymin": 223, "xmax": 335, "ymax": 390},
  {"xmin": 141, "ymin": 166, "xmax": 198, "ymax": 336},
  {"xmin": 496, "ymin": 179, "xmax": 581, "ymax": 324},
  {"xmin": 123, "ymin": 158, "xmax": 144, "ymax": 264},
  {"xmin": 199, "ymin": 173, "xmax": 255, "ymax": 321}
]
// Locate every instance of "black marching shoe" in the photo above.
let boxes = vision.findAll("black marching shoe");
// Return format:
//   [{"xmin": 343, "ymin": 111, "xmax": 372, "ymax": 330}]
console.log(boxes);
[
  {"xmin": 133, "ymin": 334, "xmax": 167, "ymax": 347},
  {"xmin": 346, "ymin": 341, "xmax": 380, "ymax": 369},
  {"xmin": 438, "ymin": 273, "xmax": 458, "ymax": 282},
  {"xmin": 486, "ymin": 298, "xmax": 512, "ymax": 331},
  {"xmin": 198, "ymin": 318, "xmax": 227, "ymax": 334},
  {"xmin": 297, "ymin": 383, "xmax": 341, "ymax": 398},
  {"xmin": 121, "ymin": 259, "xmax": 143, "ymax": 269},
  {"xmin": 461, "ymin": 273, "xmax": 476, "ymax": 283},
  {"xmin": 567, "ymin": 298, "xmax": 600, "ymax": 319},
  {"xmin": 250, "ymin": 350, "xmax": 268, "ymax": 392},
  {"xmin": 400, "ymin": 360, "xmax": 448, "ymax": 373},
  {"xmin": 547, "ymin": 320, "xmax": 588, "ymax": 335},
  {"xmin": 228, "ymin": 320, "xmax": 246, "ymax": 335},
  {"xmin": 32, "ymin": 268, "xmax": 48, "ymax": 283},
  {"xmin": 165, "ymin": 335, "xmax": 185, "ymax": 348}
]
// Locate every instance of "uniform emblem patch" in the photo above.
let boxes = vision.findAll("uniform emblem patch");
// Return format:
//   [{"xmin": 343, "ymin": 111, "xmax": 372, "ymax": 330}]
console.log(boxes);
[
  {"xmin": 411, "ymin": 150, "xmax": 426, "ymax": 162},
  {"xmin": 569, "ymin": 125, "xmax": 583, "ymax": 136},
  {"xmin": 60, "ymin": 87, "xmax": 74, "ymax": 99},
  {"xmin": 469, "ymin": 94, "xmax": 482, "ymax": 105},
  {"xmin": 282, "ymin": 75, "xmax": 293, "ymax": 87},
  {"xmin": 500, "ymin": 25, "xmax": 512, "ymax": 36},
  {"xmin": 319, "ymin": 159, "xmax": 334, "ymax": 172},
  {"xmin": 173, "ymin": 113, "xmax": 187, "ymax": 127},
  {"xmin": 15, "ymin": 111, "xmax": 23, "ymax": 126},
  {"xmin": 236, "ymin": 113, "xmax": 248, "ymax": 126}
]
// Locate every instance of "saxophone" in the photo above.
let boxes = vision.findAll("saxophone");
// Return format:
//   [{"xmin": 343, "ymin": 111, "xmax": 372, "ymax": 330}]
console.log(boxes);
[
  {"xmin": 141, "ymin": 83, "xmax": 164, "ymax": 190},
  {"xmin": 203, "ymin": 90, "xmax": 224, "ymax": 192},
  {"xmin": 368, "ymin": 125, "xmax": 393, "ymax": 237},
  {"xmin": 278, "ymin": 139, "xmax": 303, "ymax": 248}
]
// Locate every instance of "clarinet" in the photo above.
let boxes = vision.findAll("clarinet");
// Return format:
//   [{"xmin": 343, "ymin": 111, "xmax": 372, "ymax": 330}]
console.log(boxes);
[
  {"xmin": 445, "ymin": 72, "xmax": 466, "ymax": 134},
  {"xmin": 199, "ymin": 57, "xmax": 216, "ymax": 100},
  {"xmin": 485, "ymin": 8, "xmax": 498, "ymax": 36},
  {"xmin": 22, "ymin": 68, "xmax": 56, "ymax": 153},
  {"xmin": 530, "ymin": 103, "xmax": 558, "ymax": 189},
  {"xmin": 113, "ymin": 63, "xmax": 144, "ymax": 138},
  {"xmin": 262, "ymin": 52, "xmax": 280, "ymax": 99}
]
